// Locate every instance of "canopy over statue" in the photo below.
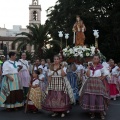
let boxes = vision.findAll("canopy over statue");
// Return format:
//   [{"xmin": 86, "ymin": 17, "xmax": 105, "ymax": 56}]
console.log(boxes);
[{"xmin": 72, "ymin": 15, "xmax": 86, "ymax": 46}]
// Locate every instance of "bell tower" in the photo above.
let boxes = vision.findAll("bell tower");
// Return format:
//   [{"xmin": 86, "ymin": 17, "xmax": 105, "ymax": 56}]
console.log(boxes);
[{"xmin": 29, "ymin": 0, "xmax": 41, "ymax": 25}]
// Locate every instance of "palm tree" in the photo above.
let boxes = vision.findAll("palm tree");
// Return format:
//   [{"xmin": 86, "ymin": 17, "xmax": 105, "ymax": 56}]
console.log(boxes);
[{"xmin": 13, "ymin": 24, "xmax": 57, "ymax": 58}]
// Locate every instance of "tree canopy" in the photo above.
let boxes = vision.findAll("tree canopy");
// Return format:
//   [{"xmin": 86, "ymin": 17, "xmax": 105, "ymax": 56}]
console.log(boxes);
[{"xmin": 45, "ymin": 0, "xmax": 120, "ymax": 62}]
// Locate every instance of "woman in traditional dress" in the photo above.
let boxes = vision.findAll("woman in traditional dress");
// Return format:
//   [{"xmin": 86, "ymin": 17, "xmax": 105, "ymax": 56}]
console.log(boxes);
[
  {"xmin": 27, "ymin": 70, "xmax": 42, "ymax": 113},
  {"xmin": 42, "ymin": 55, "xmax": 75, "ymax": 118},
  {"xmin": 80, "ymin": 54, "xmax": 109, "ymax": 119},
  {"xmin": 18, "ymin": 53, "xmax": 31, "ymax": 99},
  {"xmin": 72, "ymin": 15, "xmax": 86, "ymax": 46},
  {"xmin": 0, "ymin": 52, "xmax": 24, "ymax": 111},
  {"xmin": 108, "ymin": 60, "xmax": 120, "ymax": 100}
]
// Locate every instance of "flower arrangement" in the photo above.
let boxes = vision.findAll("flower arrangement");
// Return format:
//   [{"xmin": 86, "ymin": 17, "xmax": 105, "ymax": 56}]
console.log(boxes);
[{"xmin": 62, "ymin": 45, "xmax": 100, "ymax": 59}]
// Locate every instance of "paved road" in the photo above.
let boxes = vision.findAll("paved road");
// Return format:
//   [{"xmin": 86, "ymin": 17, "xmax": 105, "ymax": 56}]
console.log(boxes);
[{"xmin": 0, "ymin": 98, "xmax": 120, "ymax": 120}]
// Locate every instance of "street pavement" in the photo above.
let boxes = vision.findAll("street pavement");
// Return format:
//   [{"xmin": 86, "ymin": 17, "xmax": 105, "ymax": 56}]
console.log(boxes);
[{"xmin": 0, "ymin": 98, "xmax": 120, "ymax": 120}]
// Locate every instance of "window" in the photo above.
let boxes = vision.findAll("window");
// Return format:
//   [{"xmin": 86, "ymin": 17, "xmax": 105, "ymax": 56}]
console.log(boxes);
[
  {"xmin": 11, "ymin": 43, "xmax": 15, "ymax": 50},
  {"xmin": 33, "ymin": 0, "xmax": 38, "ymax": 5},
  {"xmin": 33, "ymin": 11, "xmax": 38, "ymax": 21}
]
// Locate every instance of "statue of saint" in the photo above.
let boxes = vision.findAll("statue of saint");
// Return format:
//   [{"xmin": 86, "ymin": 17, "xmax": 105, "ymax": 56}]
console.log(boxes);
[{"xmin": 72, "ymin": 15, "xmax": 86, "ymax": 46}]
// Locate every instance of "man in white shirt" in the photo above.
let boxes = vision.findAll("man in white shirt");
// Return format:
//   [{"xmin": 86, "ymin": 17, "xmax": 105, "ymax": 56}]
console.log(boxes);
[{"xmin": 18, "ymin": 53, "xmax": 31, "ymax": 100}]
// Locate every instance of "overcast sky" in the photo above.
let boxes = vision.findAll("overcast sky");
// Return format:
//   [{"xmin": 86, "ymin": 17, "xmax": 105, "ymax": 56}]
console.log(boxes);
[{"xmin": 0, "ymin": 0, "xmax": 57, "ymax": 29}]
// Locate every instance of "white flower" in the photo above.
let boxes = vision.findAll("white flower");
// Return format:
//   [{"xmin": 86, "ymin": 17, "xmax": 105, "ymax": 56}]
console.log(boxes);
[
  {"xmin": 85, "ymin": 48, "xmax": 90, "ymax": 51},
  {"xmin": 74, "ymin": 53, "xmax": 79, "ymax": 57},
  {"xmin": 63, "ymin": 52, "xmax": 66, "ymax": 57},
  {"xmin": 73, "ymin": 48, "xmax": 78, "ymax": 52},
  {"xmin": 77, "ymin": 49, "xmax": 82, "ymax": 53},
  {"xmin": 90, "ymin": 46, "xmax": 95, "ymax": 54},
  {"xmin": 86, "ymin": 52, "xmax": 90, "ymax": 56},
  {"xmin": 69, "ymin": 48, "xmax": 74, "ymax": 54},
  {"xmin": 63, "ymin": 48, "xmax": 68, "ymax": 52},
  {"xmin": 82, "ymin": 48, "xmax": 85, "ymax": 52},
  {"xmin": 80, "ymin": 53, "xmax": 83, "ymax": 58},
  {"xmin": 83, "ymin": 46, "xmax": 87, "ymax": 49}
]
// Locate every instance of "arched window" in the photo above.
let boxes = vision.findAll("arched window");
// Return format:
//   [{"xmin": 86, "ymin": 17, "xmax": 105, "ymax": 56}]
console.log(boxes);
[
  {"xmin": 33, "ymin": 0, "xmax": 38, "ymax": 5},
  {"xmin": 11, "ymin": 43, "xmax": 15, "ymax": 50},
  {"xmin": 33, "ymin": 11, "xmax": 38, "ymax": 21}
]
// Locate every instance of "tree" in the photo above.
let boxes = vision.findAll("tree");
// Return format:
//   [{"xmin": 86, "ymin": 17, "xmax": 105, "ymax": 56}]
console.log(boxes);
[
  {"xmin": 13, "ymin": 24, "xmax": 51, "ymax": 58},
  {"xmin": 45, "ymin": 0, "xmax": 120, "ymax": 62}
]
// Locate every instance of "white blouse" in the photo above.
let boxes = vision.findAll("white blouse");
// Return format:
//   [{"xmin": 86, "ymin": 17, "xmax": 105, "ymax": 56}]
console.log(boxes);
[
  {"xmin": 48, "ymin": 67, "xmax": 67, "ymax": 76},
  {"xmin": 39, "ymin": 74, "xmax": 45, "ymax": 80},
  {"xmin": 2, "ymin": 60, "xmax": 19, "ymax": 75},
  {"xmin": 32, "ymin": 79, "xmax": 40, "ymax": 86},
  {"xmin": 102, "ymin": 62, "xmax": 110, "ymax": 70},
  {"xmin": 111, "ymin": 66, "xmax": 119, "ymax": 75},
  {"xmin": 38, "ymin": 65, "xmax": 48, "ymax": 75},
  {"xmin": 76, "ymin": 64, "xmax": 84, "ymax": 72},
  {"xmin": 88, "ymin": 67, "xmax": 109, "ymax": 77},
  {"xmin": 33, "ymin": 65, "xmax": 39, "ymax": 71},
  {"xmin": 18, "ymin": 59, "xmax": 29, "ymax": 71}
]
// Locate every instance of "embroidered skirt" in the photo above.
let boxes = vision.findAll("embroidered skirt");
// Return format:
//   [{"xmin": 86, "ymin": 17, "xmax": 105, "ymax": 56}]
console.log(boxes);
[
  {"xmin": 42, "ymin": 76, "xmax": 75, "ymax": 112},
  {"xmin": 28, "ymin": 87, "xmax": 42, "ymax": 109},
  {"xmin": 80, "ymin": 77, "xmax": 110, "ymax": 112}
]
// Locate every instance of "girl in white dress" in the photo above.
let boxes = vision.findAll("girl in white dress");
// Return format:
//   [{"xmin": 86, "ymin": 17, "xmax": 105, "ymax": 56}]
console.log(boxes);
[
  {"xmin": 27, "ymin": 70, "xmax": 42, "ymax": 113},
  {"xmin": 38, "ymin": 68, "xmax": 46, "ymax": 91}
]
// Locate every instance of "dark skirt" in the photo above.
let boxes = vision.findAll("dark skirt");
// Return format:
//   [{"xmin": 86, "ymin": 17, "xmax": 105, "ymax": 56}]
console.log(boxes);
[
  {"xmin": 42, "ymin": 90, "xmax": 71, "ymax": 112},
  {"xmin": 4, "ymin": 90, "xmax": 24, "ymax": 108}
]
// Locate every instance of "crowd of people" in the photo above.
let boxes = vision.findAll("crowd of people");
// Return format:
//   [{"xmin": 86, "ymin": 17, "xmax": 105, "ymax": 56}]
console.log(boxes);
[{"xmin": 0, "ymin": 51, "xmax": 120, "ymax": 119}]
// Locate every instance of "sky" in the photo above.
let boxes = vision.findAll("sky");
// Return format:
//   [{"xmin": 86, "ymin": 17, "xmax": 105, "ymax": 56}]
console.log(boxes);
[{"xmin": 0, "ymin": 0, "xmax": 57, "ymax": 29}]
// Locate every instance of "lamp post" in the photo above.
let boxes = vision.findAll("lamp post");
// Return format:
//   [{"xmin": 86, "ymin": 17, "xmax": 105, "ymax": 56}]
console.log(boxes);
[
  {"xmin": 58, "ymin": 31, "xmax": 63, "ymax": 49},
  {"xmin": 65, "ymin": 33, "xmax": 69, "ymax": 47},
  {"xmin": 93, "ymin": 30, "xmax": 99, "ymax": 48}
]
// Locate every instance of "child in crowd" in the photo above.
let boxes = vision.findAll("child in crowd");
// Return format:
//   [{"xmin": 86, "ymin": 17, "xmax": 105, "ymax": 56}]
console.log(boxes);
[
  {"xmin": 38, "ymin": 68, "xmax": 46, "ymax": 92},
  {"xmin": 27, "ymin": 70, "xmax": 42, "ymax": 113}
]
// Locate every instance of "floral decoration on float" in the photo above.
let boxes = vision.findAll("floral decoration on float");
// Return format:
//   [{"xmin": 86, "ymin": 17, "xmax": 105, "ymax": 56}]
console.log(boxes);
[{"xmin": 62, "ymin": 45, "xmax": 105, "ymax": 64}]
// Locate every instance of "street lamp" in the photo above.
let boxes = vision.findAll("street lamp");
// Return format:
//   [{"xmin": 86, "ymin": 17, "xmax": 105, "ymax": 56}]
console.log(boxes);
[
  {"xmin": 93, "ymin": 30, "xmax": 99, "ymax": 48},
  {"xmin": 65, "ymin": 33, "xmax": 69, "ymax": 47},
  {"xmin": 58, "ymin": 31, "xmax": 63, "ymax": 49}
]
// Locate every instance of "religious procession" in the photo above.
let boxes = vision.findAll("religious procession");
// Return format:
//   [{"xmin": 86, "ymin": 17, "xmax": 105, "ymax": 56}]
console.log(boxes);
[{"xmin": 0, "ymin": 15, "xmax": 120, "ymax": 120}]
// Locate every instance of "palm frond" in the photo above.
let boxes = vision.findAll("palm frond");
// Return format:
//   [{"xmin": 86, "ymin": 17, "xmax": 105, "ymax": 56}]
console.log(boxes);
[
  {"xmin": 13, "ymin": 37, "xmax": 30, "ymax": 45},
  {"xmin": 16, "ymin": 42, "xmax": 27, "ymax": 51}
]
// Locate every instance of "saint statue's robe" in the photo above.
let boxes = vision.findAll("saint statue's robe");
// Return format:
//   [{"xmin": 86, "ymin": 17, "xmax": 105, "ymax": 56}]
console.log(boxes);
[{"xmin": 73, "ymin": 21, "xmax": 86, "ymax": 46}]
